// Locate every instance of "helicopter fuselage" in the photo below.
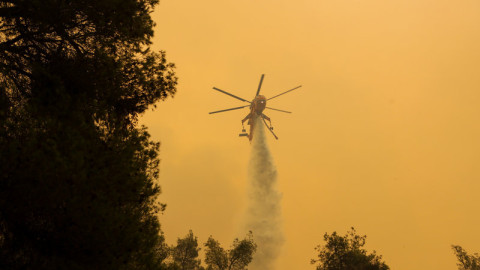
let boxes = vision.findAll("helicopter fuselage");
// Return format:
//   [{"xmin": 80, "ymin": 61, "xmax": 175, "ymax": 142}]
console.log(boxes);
[
  {"xmin": 251, "ymin": 95, "xmax": 267, "ymax": 115},
  {"xmin": 240, "ymin": 95, "xmax": 270, "ymax": 141}
]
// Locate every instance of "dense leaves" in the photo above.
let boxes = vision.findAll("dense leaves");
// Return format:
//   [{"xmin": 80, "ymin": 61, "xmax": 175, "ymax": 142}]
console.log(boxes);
[
  {"xmin": 0, "ymin": 0, "xmax": 176, "ymax": 126},
  {"xmin": 452, "ymin": 245, "xmax": 480, "ymax": 270},
  {"xmin": 0, "ymin": 120, "xmax": 169, "ymax": 269},
  {"xmin": 161, "ymin": 231, "xmax": 256, "ymax": 270},
  {"xmin": 311, "ymin": 227, "xmax": 389, "ymax": 270},
  {"xmin": 204, "ymin": 232, "xmax": 257, "ymax": 270},
  {"xmin": 167, "ymin": 230, "xmax": 203, "ymax": 270},
  {"xmin": 0, "ymin": 0, "xmax": 176, "ymax": 269}
]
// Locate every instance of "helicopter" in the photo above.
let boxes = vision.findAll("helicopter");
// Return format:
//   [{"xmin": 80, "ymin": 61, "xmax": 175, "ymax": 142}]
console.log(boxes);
[{"xmin": 209, "ymin": 74, "xmax": 301, "ymax": 141}]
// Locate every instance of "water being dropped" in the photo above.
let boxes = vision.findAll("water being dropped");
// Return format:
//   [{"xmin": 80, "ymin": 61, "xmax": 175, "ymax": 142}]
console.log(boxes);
[{"xmin": 245, "ymin": 115, "xmax": 284, "ymax": 270}]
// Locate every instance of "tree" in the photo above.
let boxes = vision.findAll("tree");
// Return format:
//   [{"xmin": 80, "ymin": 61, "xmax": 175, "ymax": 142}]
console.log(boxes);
[
  {"xmin": 311, "ymin": 227, "xmax": 389, "ymax": 270},
  {"xmin": 204, "ymin": 232, "xmax": 257, "ymax": 270},
  {"xmin": 0, "ymin": 0, "xmax": 176, "ymax": 126},
  {"xmin": 167, "ymin": 230, "xmax": 203, "ymax": 270},
  {"xmin": 0, "ymin": 0, "xmax": 176, "ymax": 269},
  {"xmin": 452, "ymin": 245, "xmax": 480, "ymax": 270}
]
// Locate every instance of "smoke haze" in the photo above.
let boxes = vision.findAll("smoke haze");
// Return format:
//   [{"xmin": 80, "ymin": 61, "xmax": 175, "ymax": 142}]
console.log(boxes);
[{"xmin": 245, "ymin": 116, "xmax": 284, "ymax": 270}]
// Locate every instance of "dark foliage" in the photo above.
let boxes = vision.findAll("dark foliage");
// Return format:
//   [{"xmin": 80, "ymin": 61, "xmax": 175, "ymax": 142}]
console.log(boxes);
[
  {"xmin": 0, "ymin": 0, "xmax": 176, "ymax": 269},
  {"xmin": 311, "ymin": 227, "xmax": 389, "ymax": 270},
  {"xmin": 204, "ymin": 232, "xmax": 256, "ymax": 270},
  {"xmin": 0, "ymin": 0, "xmax": 176, "ymax": 126},
  {"xmin": 165, "ymin": 230, "xmax": 203, "ymax": 270},
  {"xmin": 162, "ymin": 231, "xmax": 257, "ymax": 270},
  {"xmin": 452, "ymin": 245, "xmax": 480, "ymax": 270}
]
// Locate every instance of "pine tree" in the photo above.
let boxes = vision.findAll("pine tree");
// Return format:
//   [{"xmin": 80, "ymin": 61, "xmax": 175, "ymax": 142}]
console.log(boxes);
[{"xmin": 0, "ymin": 1, "xmax": 176, "ymax": 269}]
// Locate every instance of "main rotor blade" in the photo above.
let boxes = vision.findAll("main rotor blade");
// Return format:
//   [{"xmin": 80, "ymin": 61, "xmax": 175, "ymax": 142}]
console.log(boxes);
[
  {"xmin": 265, "ymin": 107, "xmax": 292, "ymax": 113},
  {"xmin": 267, "ymin": 85, "xmax": 302, "ymax": 101},
  {"xmin": 209, "ymin": 105, "xmax": 249, "ymax": 114},
  {"xmin": 261, "ymin": 116, "xmax": 278, "ymax": 140},
  {"xmin": 212, "ymin": 87, "xmax": 250, "ymax": 103},
  {"xmin": 255, "ymin": 74, "xmax": 265, "ymax": 97}
]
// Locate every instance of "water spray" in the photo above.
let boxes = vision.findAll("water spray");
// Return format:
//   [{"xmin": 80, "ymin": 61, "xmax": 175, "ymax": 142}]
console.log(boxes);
[{"xmin": 245, "ymin": 116, "xmax": 284, "ymax": 270}]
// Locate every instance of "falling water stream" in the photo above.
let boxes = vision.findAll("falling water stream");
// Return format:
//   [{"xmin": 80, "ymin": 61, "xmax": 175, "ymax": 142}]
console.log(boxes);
[{"xmin": 245, "ymin": 116, "xmax": 284, "ymax": 270}]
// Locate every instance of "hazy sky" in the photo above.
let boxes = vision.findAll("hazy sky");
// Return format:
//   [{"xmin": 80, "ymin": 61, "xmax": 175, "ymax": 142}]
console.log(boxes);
[{"xmin": 141, "ymin": 1, "xmax": 480, "ymax": 269}]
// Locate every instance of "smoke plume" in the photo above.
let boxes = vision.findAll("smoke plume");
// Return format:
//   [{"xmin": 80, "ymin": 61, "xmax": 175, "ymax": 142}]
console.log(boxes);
[{"xmin": 245, "ymin": 116, "xmax": 284, "ymax": 270}]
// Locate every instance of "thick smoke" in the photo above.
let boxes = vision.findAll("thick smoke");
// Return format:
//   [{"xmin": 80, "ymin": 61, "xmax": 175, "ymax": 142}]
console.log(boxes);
[{"xmin": 245, "ymin": 115, "xmax": 284, "ymax": 270}]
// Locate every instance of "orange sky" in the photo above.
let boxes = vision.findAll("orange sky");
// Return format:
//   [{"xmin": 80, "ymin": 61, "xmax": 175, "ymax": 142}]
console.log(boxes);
[{"xmin": 141, "ymin": 1, "xmax": 480, "ymax": 269}]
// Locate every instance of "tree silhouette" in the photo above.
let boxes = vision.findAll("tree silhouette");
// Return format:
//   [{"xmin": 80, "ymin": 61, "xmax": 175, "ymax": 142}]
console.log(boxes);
[
  {"xmin": 311, "ymin": 227, "xmax": 389, "ymax": 270},
  {"xmin": 0, "ymin": 0, "xmax": 176, "ymax": 269},
  {"xmin": 204, "ymin": 232, "xmax": 257, "ymax": 270},
  {"xmin": 452, "ymin": 245, "xmax": 480, "ymax": 270},
  {"xmin": 167, "ymin": 230, "xmax": 203, "ymax": 270}
]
